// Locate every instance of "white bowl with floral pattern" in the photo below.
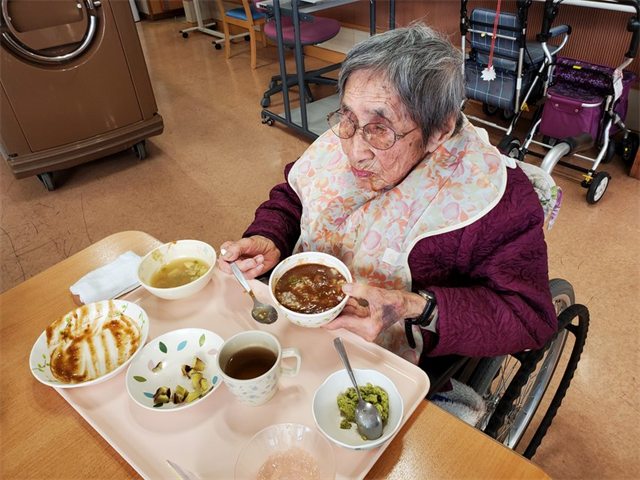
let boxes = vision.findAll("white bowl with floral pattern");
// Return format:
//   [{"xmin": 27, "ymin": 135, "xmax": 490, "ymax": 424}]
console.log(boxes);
[
  {"xmin": 126, "ymin": 328, "xmax": 225, "ymax": 411},
  {"xmin": 268, "ymin": 252, "xmax": 352, "ymax": 328}
]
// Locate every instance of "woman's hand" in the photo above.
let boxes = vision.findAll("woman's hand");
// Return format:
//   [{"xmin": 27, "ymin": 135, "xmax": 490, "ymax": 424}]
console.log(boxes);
[
  {"xmin": 323, "ymin": 283, "xmax": 426, "ymax": 341},
  {"xmin": 218, "ymin": 236, "xmax": 281, "ymax": 279}
]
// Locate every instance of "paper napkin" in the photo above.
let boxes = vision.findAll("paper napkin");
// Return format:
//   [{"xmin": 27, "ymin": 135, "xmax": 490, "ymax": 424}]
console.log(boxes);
[{"xmin": 70, "ymin": 251, "xmax": 142, "ymax": 304}]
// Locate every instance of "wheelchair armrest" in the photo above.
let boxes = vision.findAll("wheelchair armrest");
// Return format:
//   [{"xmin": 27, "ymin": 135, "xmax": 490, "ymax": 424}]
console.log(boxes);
[
  {"xmin": 420, "ymin": 354, "xmax": 470, "ymax": 399},
  {"xmin": 549, "ymin": 24, "xmax": 571, "ymax": 38}
]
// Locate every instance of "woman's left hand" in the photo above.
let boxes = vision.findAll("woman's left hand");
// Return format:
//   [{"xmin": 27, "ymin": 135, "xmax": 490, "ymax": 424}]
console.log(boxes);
[{"xmin": 323, "ymin": 283, "xmax": 423, "ymax": 341}]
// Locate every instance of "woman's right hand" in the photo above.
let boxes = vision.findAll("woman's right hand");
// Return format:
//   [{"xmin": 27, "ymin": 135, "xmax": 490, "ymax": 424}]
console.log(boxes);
[{"xmin": 218, "ymin": 235, "xmax": 281, "ymax": 280}]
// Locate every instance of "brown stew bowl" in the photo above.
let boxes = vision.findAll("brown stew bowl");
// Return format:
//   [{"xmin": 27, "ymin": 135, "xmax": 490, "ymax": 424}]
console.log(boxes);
[{"xmin": 268, "ymin": 252, "xmax": 353, "ymax": 328}]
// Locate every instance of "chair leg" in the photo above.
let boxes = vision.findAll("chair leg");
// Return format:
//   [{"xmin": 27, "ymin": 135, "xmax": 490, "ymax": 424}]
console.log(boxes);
[
  {"xmin": 223, "ymin": 21, "xmax": 231, "ymax": 59},
  {"xmin": 304, "ymin": 83, "xmax": 314, "ymax": 102},
  {"xmin": 249, "ymin": 29, "xmax": 257, "ymax": 70},
  {"xmin": 260, "ymin": 23, "xmax": 267, "ymax": 48}
]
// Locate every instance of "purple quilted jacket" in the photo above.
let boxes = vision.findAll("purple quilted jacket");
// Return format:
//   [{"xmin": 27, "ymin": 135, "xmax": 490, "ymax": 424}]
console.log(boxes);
[{"xmin": 244, "ymin": 163, "xmax": 557, "ymax": 360}]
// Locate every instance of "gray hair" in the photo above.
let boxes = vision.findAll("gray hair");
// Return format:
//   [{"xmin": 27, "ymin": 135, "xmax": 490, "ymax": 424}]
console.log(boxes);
[{"xmin": 338, "ymin": 23, "xmax": 464, "ymax": 146}]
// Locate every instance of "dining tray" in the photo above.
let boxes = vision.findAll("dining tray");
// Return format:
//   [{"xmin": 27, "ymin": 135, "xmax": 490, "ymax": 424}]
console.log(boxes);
[{"xmin": 56, "ymin": 270, "xmax": 430, "ymax": 480}]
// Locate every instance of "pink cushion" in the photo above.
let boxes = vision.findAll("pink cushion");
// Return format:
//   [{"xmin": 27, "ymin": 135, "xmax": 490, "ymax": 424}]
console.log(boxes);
[{"xmin": 264, "ymin": 16, "xmax": 340, "ymax": 46}]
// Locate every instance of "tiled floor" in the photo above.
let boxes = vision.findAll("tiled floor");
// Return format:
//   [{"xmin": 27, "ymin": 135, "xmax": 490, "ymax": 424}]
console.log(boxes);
[{"xmin": 1, "ymin": 17, "xmax": 639, "ymax": 480}]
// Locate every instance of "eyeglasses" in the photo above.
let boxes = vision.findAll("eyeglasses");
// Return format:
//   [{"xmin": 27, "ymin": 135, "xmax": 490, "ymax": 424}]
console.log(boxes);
[{"xmin": 327, "ymin": 110, "xmax": 419, "ymax": 150}]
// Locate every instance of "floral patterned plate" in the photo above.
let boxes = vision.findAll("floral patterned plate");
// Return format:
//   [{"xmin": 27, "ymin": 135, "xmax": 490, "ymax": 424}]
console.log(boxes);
[
  {"xmin": 126, "ymin": 328, "xmax": 224, "ymax": 411},
  {"xmin": 29, "ymin": 300, "xmax": 150, "ymax": 388}
]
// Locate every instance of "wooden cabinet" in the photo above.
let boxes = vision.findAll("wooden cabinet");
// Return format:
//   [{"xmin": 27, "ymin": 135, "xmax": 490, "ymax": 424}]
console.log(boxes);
[
  {"xmin": 630, "ymin": 149, "xmax": 640, "ymax": 180},
  {"xmin": 136, "ymin": 0, "xmax": 184, "ymax": 20}
]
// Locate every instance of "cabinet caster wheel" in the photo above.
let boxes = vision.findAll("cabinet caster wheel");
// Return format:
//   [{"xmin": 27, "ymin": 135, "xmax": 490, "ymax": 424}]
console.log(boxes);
[
  {"xmin": 37, "ymin": 172, "xmax": 55, "ymax": 191},
  {"xmin": 260, "ymin": 96, "xmax": 271, "ymax": 108},
  {"xmin": 132, "ymin": 140, "xmax": 147, "ymax": 160},
  {"xmin": 181, "ymin": 31, "xmax": 188, "ymax": 38},
  {"xmin": 262, "ymin": 117, "xmax": 275, "ymax": 126}
]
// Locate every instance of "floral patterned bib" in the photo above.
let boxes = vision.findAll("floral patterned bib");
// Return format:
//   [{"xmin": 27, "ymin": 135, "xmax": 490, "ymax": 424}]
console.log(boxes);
[{"xmin": 289, "ymin": 119, "xmax": 507, "ymax": 364}]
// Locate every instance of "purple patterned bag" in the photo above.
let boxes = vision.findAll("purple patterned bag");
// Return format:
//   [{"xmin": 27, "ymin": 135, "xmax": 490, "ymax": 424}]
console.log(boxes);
[{"xmin": 539, "ymin": 57, "xmax": 637, "ymax": 142}]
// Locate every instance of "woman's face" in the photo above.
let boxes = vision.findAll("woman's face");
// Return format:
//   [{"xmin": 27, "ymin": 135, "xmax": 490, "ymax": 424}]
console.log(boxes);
[{"xmin": 339, "ymin": 70, "xmax": 429, "ymax": 191}]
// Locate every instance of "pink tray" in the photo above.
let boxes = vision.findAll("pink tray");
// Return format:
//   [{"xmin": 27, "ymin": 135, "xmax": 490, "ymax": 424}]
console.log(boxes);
[{"xmin": 56, "ymin": 270, "xmax": 430, "ymax": 480}]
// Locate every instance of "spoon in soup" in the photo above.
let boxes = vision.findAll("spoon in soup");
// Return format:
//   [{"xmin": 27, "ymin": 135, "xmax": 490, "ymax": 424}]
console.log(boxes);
[
  {"xmin": 220, "ymin": 249, "xmax": 278, "ymax": 325},
  {"xmin": 334, "ymin": 337, "xmax": 383, "ymax": 440}
]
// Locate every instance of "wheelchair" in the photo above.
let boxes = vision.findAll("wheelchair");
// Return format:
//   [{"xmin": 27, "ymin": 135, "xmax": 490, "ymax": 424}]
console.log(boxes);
[
  {"xmin": 423, "ymin": 279, "xmax": 589, "ymax": 458},
  {"xmin": 420, "ymin": 153, "xmax": 589, "ymax": 457}
]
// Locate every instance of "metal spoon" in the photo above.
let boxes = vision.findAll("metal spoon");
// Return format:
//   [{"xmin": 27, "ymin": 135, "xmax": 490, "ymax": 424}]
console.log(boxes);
[
  {"xmin": 333, "ymin": 337, "xmax": 383, "ymax": 440},
  {"xmin": 221, "ymin": 249, "xmax": 278, "ymax": 324}
]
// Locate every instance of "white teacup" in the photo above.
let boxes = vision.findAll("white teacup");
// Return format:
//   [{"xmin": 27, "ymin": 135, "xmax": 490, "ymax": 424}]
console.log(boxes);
[{"xmin": 216, "ymin": 331, "xmax": 301, "ymax": 406}]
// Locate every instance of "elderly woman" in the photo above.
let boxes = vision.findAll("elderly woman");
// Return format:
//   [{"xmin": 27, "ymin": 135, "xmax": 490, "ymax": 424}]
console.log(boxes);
[{"xmin": 219, "ymin": 23, "xmax": 557, "ymax": 366}]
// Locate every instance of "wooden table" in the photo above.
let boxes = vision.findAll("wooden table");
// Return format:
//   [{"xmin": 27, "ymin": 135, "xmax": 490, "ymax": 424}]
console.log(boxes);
[{"xmin": 0, "ymin": 231, "xmax": 551, "ymax": 480}]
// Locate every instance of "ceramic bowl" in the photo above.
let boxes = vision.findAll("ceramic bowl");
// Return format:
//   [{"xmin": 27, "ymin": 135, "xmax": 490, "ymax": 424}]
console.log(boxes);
[
  {"xmin": 268, "ymin": 252, "xmax": 353, "ymax": 328},
  {"xmin": 30, "ymin": 300, "xmax": 149, "ymax": 388},
  {"xmin": 137, "ymin": 240, "xmax": 216, "ymax": 300},
  {"xmin": 126, "ymin": 328, "xmax": 224, "ymax": 411},
  {"xmin": 312, "ymin": 369, "xmax": 404, "ymax": 451},
  {"xmin": 234, "ymin": 423, "xmax": 336, "ymax": 480}
]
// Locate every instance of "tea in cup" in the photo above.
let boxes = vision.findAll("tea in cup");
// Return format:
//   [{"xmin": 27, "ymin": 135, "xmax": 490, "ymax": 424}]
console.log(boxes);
[{"xmin": 216, "ymin": 331, "xmax": 301, "ymax": 406}]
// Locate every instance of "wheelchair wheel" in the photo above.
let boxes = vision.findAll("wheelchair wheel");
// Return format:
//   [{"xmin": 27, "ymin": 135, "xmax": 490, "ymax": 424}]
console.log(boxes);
[{"xmin": 468, "ymin": 279, "xmax": 589, "ymax": 458}]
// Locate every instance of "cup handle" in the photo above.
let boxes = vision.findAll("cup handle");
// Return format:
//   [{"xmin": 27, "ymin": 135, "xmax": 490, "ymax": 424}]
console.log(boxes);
[{"xmin": 280, "ymin": 347, "xmax": 301, "ymax": 377}]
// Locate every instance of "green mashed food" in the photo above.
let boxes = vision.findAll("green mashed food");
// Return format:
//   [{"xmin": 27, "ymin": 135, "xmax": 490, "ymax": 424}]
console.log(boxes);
[{"xmin": 337, "ymin": 383, "xmax": 389, "ymax": 436}]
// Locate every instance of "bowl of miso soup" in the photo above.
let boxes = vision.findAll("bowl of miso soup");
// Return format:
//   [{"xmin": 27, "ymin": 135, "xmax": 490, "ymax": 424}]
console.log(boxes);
[
  {"xmin": 137, "ymin": 240, "xmax": 216, "ymax": 300},
  {"xmin": 268, "ymin": 252, "xmax": 353, "ymax": 328}
]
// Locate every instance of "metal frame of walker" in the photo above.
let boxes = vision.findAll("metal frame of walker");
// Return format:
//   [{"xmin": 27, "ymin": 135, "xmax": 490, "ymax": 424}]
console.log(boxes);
[
  {"xmin": 179, "ymin": 0, "xmax": 246, "ymax": 47},
  {"xmin": 460, "ymin": 0, "xmax": 571, "ymax": 147},
  {"xmin": 507, "ymin": 0, "xmax": 640, "ymax": 205}
]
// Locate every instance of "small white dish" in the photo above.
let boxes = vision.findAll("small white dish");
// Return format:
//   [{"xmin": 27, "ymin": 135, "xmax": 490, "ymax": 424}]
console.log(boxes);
[
  {"xmin": 29, "ymin": 300, "xmax": 150, "ymax": 388},
  {"xmin": 137, "ymin": 240, "xmax": 217, "ymax": 300},
  {"xmin": 126, "ymin": 328, "xmax": 224, "ymax": 411},
  {"xmin": 312, "ymin": 369, "xmax": 404, "ymax": 451}
]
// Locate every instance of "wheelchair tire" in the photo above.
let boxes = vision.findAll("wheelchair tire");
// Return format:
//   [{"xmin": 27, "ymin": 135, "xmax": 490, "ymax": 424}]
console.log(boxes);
[
  {"xmin": 468, "ymin": 279, "xmax": 589, "ymax": 458},
  {"xmin": 468, "ymin": 279, "xmax": 573, "ymax": 417}
]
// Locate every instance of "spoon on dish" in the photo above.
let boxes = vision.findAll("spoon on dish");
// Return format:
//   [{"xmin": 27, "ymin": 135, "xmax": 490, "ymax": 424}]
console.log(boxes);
[
  {"xmin": 220, "ymin": 249, "xmax": 278, "ymax": 325},
  {"xmin": 333, "ymin": 337, "xmax": 383, "ymax": 440}
]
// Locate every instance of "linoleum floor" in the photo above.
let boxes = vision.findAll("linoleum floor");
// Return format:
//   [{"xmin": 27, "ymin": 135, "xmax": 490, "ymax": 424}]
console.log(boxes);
[{"xmin": 1, "ymin": 17, "xmax": 639, "ymax": 480}]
